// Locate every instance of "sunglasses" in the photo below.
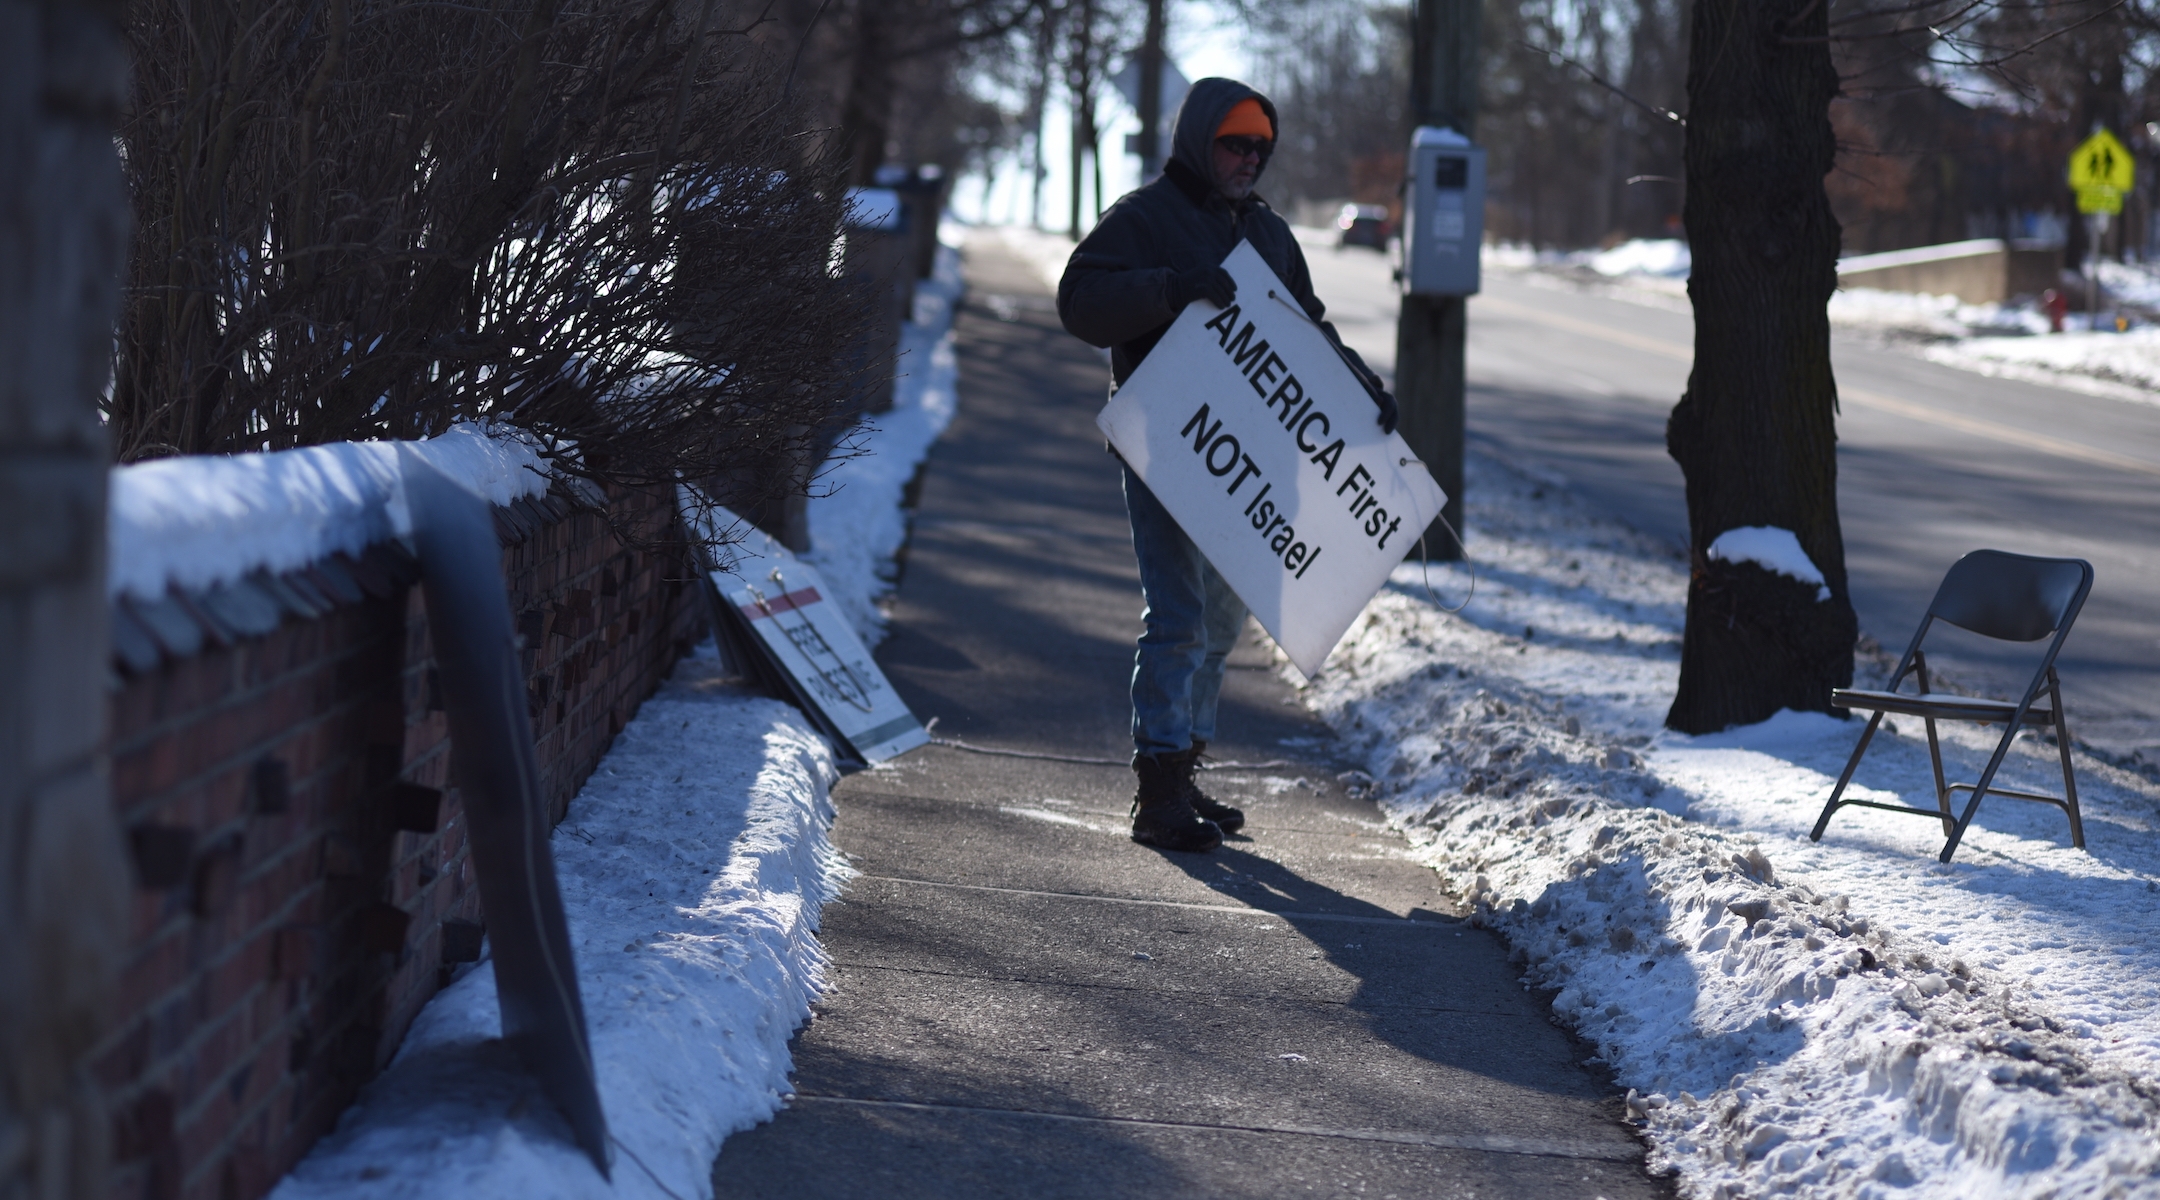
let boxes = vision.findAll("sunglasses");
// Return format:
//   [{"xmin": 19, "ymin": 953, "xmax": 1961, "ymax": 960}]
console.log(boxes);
[{"xmin": 1215, "ymin": 135, "xmax": 1274, "ymax": 160}]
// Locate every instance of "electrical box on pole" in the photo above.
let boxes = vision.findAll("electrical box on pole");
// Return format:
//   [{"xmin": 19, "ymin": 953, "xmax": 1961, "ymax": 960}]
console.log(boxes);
[
  {"xmin": 1401, "ymin": 127, "xmax": 1486, "ymax": 297},
  {"xmin": 1393, "ymin": 0, "xmax": 1480, "ymax": 561}
]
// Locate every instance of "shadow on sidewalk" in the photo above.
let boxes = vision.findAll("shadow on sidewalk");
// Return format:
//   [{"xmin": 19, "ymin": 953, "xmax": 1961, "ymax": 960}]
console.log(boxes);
[{"xmin": 1157, "ymin": 844, "xmax": 1634, "ymax": 1096}]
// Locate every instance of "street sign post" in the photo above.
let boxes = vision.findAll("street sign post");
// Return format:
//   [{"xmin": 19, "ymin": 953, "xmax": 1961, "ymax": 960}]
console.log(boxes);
[
  {"xmin": 2068, "ymin": 129, "xmax": 2134, "ymax": 322},
  {"xmin": 1113, "ymin": 54, "xmax": 1188, "ymax": 171},
  {"xmin": 2070, "ymin": 128, "xmax": 2133, "ymax": 215},
  {"xmin": 1096, "ymin": 241, "xmax": 1448, "ymax": 677}
]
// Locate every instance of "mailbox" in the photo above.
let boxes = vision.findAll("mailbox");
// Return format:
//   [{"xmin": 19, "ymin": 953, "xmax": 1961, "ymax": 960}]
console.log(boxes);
[{"xmin": 1401, "ymin": 126, "xmax": 1486, "ymax": 296}]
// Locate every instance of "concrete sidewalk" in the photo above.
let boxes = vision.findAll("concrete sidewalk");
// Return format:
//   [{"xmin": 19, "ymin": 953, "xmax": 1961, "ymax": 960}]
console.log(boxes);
[{"xmin": 710, "ymin": 233, "xmax": 1670, "ymax": 1199}]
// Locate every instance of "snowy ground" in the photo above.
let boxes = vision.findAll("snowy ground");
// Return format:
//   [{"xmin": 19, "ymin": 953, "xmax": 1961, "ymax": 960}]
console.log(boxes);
[
  {"xmin": 269, "ymin": 239, "xmax": 966, "ymax": 1198},
  {"xmin": 1925, "ymin": 329, "xmax": 2160, "ymax": 405},
  {"xmin": 800, "ymin": 240, "xmax": 963, "ymax": 645},
  {"xmin": 979, "ymin": 224, "xmax": 2160, "ymax": 403},
  {"xmin": 1515, "ymin": 238, "xmax": 2160, "ymax": 406},
  {"xmin": 271, "ymin": 675, "xmax": 844, "ymax": 1200},
  {"xmin": 1294, "ymin": 447, "xmax": 2160, "ymax": 1197}
]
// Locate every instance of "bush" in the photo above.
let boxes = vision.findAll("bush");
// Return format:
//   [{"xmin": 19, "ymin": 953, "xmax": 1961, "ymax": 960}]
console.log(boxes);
[{"xmin": 111, "ymin": 0, "xmax": 872, "ymax": 511}]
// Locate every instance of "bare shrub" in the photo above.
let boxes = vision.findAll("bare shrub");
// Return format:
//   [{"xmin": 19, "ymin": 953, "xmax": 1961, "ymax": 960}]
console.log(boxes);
[{"xmin": 111, "ymin": 0, "xmax": 873, "ymax": 516}]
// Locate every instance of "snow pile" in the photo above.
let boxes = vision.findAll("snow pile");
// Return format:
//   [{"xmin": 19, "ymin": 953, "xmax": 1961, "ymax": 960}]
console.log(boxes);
[
  {"xmin": 1705, "ymin": 526, "xmax": 1831, "ymax": 601},
  {"xmin": 802, "ymin": 241, "xmax": 963, "ymax": 645},
  {"xmin": 271, "ymin": 655, "xmax": 846, "ymax": 1200},
  {"xmin": 265, "ymin": 219, "xmax": 969, "ymax": 1200},
  {"xmin": 1588, "ymin": 239, "xmax": 1691, "ymax": 278},
  {"xmin": 109, "ymin": 424, "xmax": 549, "ymax": 602},
  {"xmin": 1298, "ymin": 448, "xmax": 2160, "ymax": 1198},
  {"xmin": 1482, "ymin": 242, "xmax": 1545, "ymax": 270},
  {"xmin": 2097, "ymin": 259, "xmax": 2160, "ymax": 310},
  {"xmin": 1926, "ymin": 328, "xmax": 2160, "ymax": 404},
  {"xmin": 1827, "ymin": 287, "xmax": 2049, "ymax": 340}
]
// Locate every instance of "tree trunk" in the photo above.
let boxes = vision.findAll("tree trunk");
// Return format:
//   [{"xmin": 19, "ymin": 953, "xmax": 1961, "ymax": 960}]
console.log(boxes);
[
  {"xmin": 840, "ymin": 0, "xmax": 893, "ymax": 185},
  {"xmin": 1026, "ymin": 7, "xmax": 1054, "ymax": 229},
  {"xmin": 1665, "ymin": 0, "xmax": 1857, "ymax": 733},
  {"xmin": 1069, "ymin": 107, "xmax": 1085, "ymax": 237},
  {"xmin": 1066, "ymin": 0, "xmax": 1095, "ymax": 238}
]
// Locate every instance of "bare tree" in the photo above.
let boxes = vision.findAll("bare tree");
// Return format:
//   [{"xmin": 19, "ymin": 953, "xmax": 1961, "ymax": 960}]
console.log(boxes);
[
  {"xmin": 1248, "ymin": 3, "xmax": 1415, "ymax": 218},
  {"xmin": 811, "ymin": 0, "xmax": 1044, "ymax": 184},
  {"xmin": 1664, "ymin": 0, "xmax": 1858, "ymax": 733},
  {"xmin": 1663, "ymin": 0, "xmax": 2128, "ymax": 731},
  {"xmin": 1026, "ymin": 4, "xmax": 1064, "ymax": 227}
]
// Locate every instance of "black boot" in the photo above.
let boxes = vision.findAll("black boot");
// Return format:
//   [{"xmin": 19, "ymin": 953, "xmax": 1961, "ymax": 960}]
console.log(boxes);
[
  {"xmin": 1131, "ymin": 751, "xmax": 1222, "ymax": 852},
  {"xmin": 1183, "ymin": 740, "xmax": 1246, "ymax": 834}
]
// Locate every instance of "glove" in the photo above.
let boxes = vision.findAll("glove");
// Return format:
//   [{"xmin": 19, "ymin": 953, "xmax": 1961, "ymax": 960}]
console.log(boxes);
[
  {"xmin": 1169, "ymin": 265, "xmax": 1237, "ymax": 310},
  {"xmin": 1366, "ymin": 379, "xmax": 1399, "ymax": 434}
]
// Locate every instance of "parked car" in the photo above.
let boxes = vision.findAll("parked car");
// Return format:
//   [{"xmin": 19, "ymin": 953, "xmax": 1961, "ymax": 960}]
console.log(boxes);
[{"xmin": 1336, "ymin": 203, "xmax": 1392, "ymax": 250}]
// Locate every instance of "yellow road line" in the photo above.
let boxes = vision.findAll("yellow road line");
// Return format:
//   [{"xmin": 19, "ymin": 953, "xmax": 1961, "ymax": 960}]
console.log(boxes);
[
  {"xmin": 1839, "ymin": 386, "xmax": 2160, "ymax": 479},
  {"xmin": 1475, "ymin": 293, "xmax": 2160, "ymax": 480},
  {"xmin": 1476, "ymin": 295, "xmax": 1690, "ymax": 361}
]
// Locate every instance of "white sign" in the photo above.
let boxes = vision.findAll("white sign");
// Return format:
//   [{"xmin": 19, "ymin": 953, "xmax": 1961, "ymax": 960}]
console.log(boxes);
[
  {"xmin": 718, "ymin": 559, "xmax": 928, "ymax": 763},
  {"xmin": 1096, "ymin": 240, "xmax": 1448, "ymax": 677},
  {"xmin": 1111, "ymin": 56, "xmax": 1190, "ymax": 127}
]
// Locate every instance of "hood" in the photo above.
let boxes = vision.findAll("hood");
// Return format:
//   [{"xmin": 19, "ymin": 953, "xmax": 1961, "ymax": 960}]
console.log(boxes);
[{"xmin": 1168, "ymin": 77, "xmax": 1278, "ymax": 191}]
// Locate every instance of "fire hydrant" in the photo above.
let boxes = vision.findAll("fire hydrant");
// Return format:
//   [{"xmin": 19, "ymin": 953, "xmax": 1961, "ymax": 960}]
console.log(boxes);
[{"xmin": 2043, "ymin": 288, "xmax": 2069, "ymax": 333}]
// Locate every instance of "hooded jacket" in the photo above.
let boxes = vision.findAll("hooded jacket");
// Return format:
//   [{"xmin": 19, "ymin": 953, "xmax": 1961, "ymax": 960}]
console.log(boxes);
[{"xmin": 1056, "ymin": 77, "xmax": 1382, "ymax": 395}]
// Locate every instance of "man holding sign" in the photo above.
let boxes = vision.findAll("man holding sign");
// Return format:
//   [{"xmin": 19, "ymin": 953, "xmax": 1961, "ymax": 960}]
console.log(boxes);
[{"xmin": 1059, "ymin": 78, "xmax": 1403, "ymax": 853}]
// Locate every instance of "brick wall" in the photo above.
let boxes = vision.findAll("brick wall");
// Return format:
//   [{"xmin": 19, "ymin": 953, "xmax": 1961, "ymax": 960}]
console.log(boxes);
[{"xmin": 97, "ymin": 481, "xmax": 707, "ymax": 1200}]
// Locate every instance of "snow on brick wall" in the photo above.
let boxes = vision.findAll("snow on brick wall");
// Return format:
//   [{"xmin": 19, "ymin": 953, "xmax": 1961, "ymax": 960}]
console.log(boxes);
[
  {"xmin": 107, "ymin": 425, "xmax": 550, "ymax": 604},
  {"xmin": 97, "ymin": 478, "xmax": 706, "ymax": 1200}
]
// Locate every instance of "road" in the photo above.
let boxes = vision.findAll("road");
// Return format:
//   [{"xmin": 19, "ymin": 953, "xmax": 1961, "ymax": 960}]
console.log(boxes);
[{"xmin": 1299, "ymin": 237, "xmax": 2160, "ymax": 759}]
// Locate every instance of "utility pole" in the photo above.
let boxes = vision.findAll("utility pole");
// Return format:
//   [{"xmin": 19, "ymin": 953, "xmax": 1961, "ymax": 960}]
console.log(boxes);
[
  {"xmin": 1395, "ymin": 0, "xmax": 1479, "ymax": 559},
  {"xmin": 1027, "ymin": 4, "xmax": 1056, "ymax": 229},
  {"xmin": 1136, "ymin": 0, "xmax": 1166, "ymax": 181},
  {"xmin": 1068, "ymin": 0, "xmax": 1095, "ymax": 238}
]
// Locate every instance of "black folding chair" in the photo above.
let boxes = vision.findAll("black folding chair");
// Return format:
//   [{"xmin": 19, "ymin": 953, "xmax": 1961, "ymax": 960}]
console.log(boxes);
[{"xmin": 1809, "ymin": 550, "xmax": 2093, "ymax": 864}]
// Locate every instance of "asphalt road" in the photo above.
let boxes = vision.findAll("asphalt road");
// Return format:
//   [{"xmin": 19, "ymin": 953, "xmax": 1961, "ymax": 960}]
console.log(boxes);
[
  {"xmin": 1299, "ymin": 238, "xmax": 2160, "ymax": 759},
  {"xmin": 709, "ymin": 235, "xmax": 1668, "ymax": 1199}
]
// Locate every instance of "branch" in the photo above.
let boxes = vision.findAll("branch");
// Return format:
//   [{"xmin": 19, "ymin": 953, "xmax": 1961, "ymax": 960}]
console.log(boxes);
[{"xmin": 1518, "ymin": 41, "xmax": 1686, "ymax": 127}]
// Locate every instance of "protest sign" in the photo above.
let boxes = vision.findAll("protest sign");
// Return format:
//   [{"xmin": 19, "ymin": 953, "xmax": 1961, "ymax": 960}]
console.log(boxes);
[
  {"xmin": 1096, "ymin": 239, "xmax": 1448, "ymax": 677},
  {"xmin": 718, "ymin": 558, "xmax": 927, "ymax": 763}
]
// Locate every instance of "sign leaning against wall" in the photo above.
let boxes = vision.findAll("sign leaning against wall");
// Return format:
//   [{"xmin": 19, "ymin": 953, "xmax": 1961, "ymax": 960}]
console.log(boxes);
[{"xmin": 1097, "ymin": 240, "xmax": 1448, "ymax": 677}]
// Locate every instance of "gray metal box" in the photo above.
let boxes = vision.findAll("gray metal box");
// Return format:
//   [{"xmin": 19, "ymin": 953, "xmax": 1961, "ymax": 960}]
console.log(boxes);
[{"xmin": 1401, "ymin": 126, "xmax": 1486, "ymax": 297}]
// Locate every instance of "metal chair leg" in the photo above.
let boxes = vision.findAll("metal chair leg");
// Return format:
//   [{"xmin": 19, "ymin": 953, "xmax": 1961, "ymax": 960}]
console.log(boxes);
[
  {"xmin": 1941, "ymin": 724, "xmax": 2021, "ymax": 863},
  {"xmin": 1811, "ymin": 711, "xmax": 1885, "ymax": 842},
  {"xmin": 1923, "ymin": 717, "xmax": 1953, "ymax": 837},
  {"xmin": 2049, "ymin": 669, "xmax": 2085, "ymax": 849},
  {"xmin": 1916, "ymin": 651, "xmax": 1953, "ymax": 836}
]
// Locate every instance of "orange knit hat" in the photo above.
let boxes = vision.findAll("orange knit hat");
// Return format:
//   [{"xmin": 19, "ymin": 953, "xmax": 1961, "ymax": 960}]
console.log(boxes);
[{"xmin": 1215, "ymin": 98, "xmax": 1275, "ymax": 141}]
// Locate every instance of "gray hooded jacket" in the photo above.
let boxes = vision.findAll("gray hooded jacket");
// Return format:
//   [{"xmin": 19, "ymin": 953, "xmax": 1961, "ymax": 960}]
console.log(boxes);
[{"xmin": 1056, "ymin": 77, "xmax": 1382, "ymax": 394}]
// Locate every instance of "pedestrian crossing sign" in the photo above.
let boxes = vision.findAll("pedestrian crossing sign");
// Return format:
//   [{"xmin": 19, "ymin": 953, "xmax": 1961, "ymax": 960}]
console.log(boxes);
[{"xmin": 2070, "ymin": 128, "xmax": 2133, "ymax": 214}]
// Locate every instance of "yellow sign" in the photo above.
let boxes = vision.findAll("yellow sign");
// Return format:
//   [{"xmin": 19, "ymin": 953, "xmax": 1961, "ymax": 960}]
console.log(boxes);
[{"xmin": 2070, "ymin": 128, "xmax": 2134, "ymax": 214}]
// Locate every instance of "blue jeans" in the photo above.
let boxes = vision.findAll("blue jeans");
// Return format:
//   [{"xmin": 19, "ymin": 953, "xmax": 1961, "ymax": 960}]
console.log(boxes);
[{"xmin": 1123, "ymin": 466, "xmax": 1248, "ymax": 758}]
